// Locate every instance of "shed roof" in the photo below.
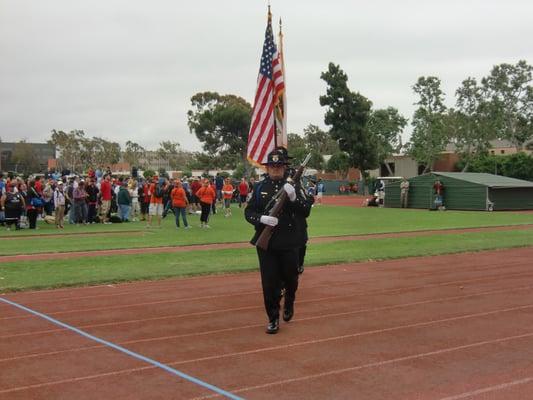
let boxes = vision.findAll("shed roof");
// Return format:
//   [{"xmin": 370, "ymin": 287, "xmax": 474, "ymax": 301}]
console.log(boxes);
[{"xmin": 432, "ymin": 172, "xmax": 533, "ymax": 188}]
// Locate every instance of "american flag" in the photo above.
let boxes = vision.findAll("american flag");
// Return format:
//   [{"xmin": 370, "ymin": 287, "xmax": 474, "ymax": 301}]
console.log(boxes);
[{"xmin": 247, "ymin": 9, "xmax": 286, "ymax": 166}]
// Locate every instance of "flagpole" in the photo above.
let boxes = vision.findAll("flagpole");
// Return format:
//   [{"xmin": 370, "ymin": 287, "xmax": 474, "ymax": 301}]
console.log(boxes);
[
  {"xmin": 270, "ymin": 5, "xmax": 278, "ymax": 149},
  {"xmin": 278, "ymin": 17, "xmax": 287, "ymax": 149}
]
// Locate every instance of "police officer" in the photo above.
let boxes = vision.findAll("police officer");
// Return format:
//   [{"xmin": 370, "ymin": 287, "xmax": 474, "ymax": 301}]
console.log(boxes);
[{"xmin": 245, "ymin": 147, "xmax": 312, "ymax": 334}]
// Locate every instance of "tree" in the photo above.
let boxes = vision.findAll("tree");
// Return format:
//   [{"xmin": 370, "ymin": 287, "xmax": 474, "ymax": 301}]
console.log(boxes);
[
  {"xmin": 187, "ymin": 92, "xmax": 252, "ymax": 171},
  {"xmin": 326, "ymin": 151, "xmax": 351, "ymax": 179},
  {"xmin": 123, "ymin": 141, "xmax": 146, "ymax": 169},
  {"xmin": 287, "ymin": 133, "xmax": 308, "ymax": 166},
  {"xmin": 49, "ymin": 130, "xmax": 121, "ymax": 172},
  {"xmin": 156, "ymin": 140, "xmax": 181, "ymax": 170},
  {"xmin": 143, "ymin": 169, "xmax": 156, "ymax": 180},
  {"xmin": 48, "ymin": 129, "xmax": 85, "ymax": 173},
  {"xmin": 81, "ymin": 137, "xmax": 121, "ymax": 170},
  {"xmin": 186, "ymin": 152, "xmax": 218, "ymax": 171},
  {"xmin": 303, "ymin": 124, "xmax": 339, "ymax": 155},
  {"xmin": 458, "ymin": 152, "xmax": 533, "ymax": 181},
  {"xmin": 320, "ymin": 63, "xmax": 376, "ymax": 189},
  {"xmin": 406, "ymin": 76, "xmax": 448, "ymax": 173},
  {"xmin": 11, "ymin": 140, "xmax": 40, "ymax": 175},
  {"xmin": 367, "ymin": 107, "xmax": 407, "ymax": 174},
  {"xmin": 481, "ymin": 60, "xmax": 533, "ymax": 149},
  {"xmin": 451, "ymin": 77, "xmax": 497, "ymax": 171}
]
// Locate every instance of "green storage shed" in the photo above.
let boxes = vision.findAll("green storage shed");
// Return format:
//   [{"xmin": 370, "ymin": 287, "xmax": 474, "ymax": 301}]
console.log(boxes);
[{"xmin": 384, "ymin": 172, "xmax": 533, "ymax": 211}]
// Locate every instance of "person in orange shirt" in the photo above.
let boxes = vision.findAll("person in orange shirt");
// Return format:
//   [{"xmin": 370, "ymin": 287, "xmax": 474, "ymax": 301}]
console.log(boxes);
[
  {"xmin": 147, "ymin": 176, "xmax": 165, "ymax": 228},
  {"xmin": 222, "ymin": 178, "xmax": 234, "ymax": 217},
  {"xmin": 195, "ymin": 179, "xmax": 216, "ymax": 228},
  {"xmin": 170, "ymin": 180, "xmax": 189, "ymax": 229}
]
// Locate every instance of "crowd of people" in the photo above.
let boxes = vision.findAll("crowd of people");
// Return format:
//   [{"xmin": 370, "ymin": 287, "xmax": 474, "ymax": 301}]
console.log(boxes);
[{"xmin": 0, "ymin": 170, "xmax": 258, "ymax": 231}]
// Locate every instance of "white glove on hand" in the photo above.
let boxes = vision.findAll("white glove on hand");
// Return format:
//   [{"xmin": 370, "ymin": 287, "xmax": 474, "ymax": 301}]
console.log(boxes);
[
  {"xmin": 283, "ymin": 183, "xmax": 297, "ymax": 202},
  {"xmin": 260, "ymin": 215, "xmax": 279, "ymax": 227}
]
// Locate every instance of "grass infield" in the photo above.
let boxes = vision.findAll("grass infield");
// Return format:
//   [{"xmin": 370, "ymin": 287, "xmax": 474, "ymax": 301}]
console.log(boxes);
[
  {"xmin": 2, "ymin": 205, "xmax": 533, "ymax": 255},
  {"xmin": 1, "ymin": 228, "xmax": 532, "ymax": 292}
]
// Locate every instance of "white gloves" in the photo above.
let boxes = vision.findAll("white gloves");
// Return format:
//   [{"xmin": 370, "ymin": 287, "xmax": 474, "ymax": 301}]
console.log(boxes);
[
  {"xmin": 283, "ymin": 183, "xmax": 296, "ymax": 202},
  {"xmin": 260, "ymin": 215, "xmax": 279, "ymax": 226}
]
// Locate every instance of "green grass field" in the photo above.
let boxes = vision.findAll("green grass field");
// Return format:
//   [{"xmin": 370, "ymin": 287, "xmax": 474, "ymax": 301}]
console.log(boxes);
[
  {"xmin": 2, "ymin": 205, "xmax": 533, "ymax": 255},
  {"xmin": 1, "ymin": 204, "xmax": 532, "ymax": 292}
]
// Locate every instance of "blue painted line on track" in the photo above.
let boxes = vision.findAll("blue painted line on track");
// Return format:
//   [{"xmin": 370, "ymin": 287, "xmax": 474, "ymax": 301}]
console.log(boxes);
[{"xmin": 0, "ymin": 296, "xmax": 244, "ymax": 400}]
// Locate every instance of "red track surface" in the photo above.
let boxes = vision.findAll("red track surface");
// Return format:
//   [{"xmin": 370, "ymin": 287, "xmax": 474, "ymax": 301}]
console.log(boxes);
[{"xmin": 2, "ymin": 247, "xmax": 533, "ymax": 399}]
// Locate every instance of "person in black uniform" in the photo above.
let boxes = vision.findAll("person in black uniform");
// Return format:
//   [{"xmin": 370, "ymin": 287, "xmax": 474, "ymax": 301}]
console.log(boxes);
[
  {"xmin": 284, "ymin": 164, "xmax": 314, "ymax": 275},
  {"xmin": 245, "ymin": 148, "xmax": 313, "ymax": 334}
]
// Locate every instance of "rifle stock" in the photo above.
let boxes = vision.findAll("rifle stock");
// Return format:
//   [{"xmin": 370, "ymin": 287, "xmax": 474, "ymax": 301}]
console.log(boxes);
[{"xmin": 256, "ymin": 153, "xmax": 311, "ymax": 251}]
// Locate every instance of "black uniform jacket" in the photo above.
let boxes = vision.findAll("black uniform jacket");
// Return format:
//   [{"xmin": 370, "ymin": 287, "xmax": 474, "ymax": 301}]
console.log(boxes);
[{"xmin": 245, "ymin": 176, "xmax": 312, "ymax": 250}]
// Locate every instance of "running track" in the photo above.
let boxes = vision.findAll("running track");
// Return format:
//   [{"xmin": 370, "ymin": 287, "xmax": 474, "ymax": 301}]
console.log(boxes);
[{"xmin": 2, "ymin": 247, "xmax": 533, "ymax": 399}]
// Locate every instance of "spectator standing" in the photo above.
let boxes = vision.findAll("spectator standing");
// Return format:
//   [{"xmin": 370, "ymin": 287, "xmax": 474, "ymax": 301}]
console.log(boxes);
[
  {"xmin": 190, "ymin": 177, "xmax": 201, "ymax": 213},
  {"xmin": 86, "ymin": 179, "xmax": 99, "ymax": 223},
  {"xmin": 195, "ymin": 179, "xmax": 216, "ymax": 228},
  {"xmin": 316, "ymin": 179, "xmax": 325, "ymax": 205},
  {"xmin": 117, "ymin": 182, "xmax": 132, "ymax": 222},
  {"xmin": 129, "ymin": 180, "xmax": 140, "ymax": 221},
  {"xmin": 42, "ymin": 180, "xmax": 54, "ymax": 216},
  {"xmin": 54, "ymin": 181, "xmax": 66, "ymax": 228},
  {"xmin": 222, "ymin": 178, "xmax": 234, "ymax": 217},
  {"xmin": 72, "ymin": 180, "xmax": 88, "ymax": 225},
  {"xmin": 181, "ymin": 177, "xmax": 192, "ymax": 214},
  {"xmin": 162, "ymin": 179, "xmax": 174, "ymax": 219},
  {"xmin": 65, "ymin": 179, "xmax": 75, "ymax": 224},
  {"xmin": 26, "ymin": 180, "xmax": 42, "ymax": 229},
  {"xmin": 170, "ymin": 180, "xmax": 189, "ymax": 229},
  {"xmin": 34, "ymin": 176, "xmax": 43, "ymax": 195},
  {"xmin": 99, "ymin": 175, "xmax": 112, "ymax": 224},
  {"xmin": 0, "ymin": 173, "xmax": 5, "ymax": 197},
  {"xmin": 215, "ymin": 173, "xmax": 224, "ymax": 206},
  {"xmin": 210, "ymin": 180, "xmax": 217, "ymax": 215},
  {"xmin": 238, "ymin": 178, "xmax": 249, "ymax": 208},
  {"xmin": 147, "ymin": 177, "xmax": 165, "ymax": 228},
  {"xmin": 433, "ymin": 179, "xmax": 445, "ymax": 210},
  {"xmin": 1, "ymin": 182, "xmax": 25, "ymax": 230},
  {"xmin": 141, "ymin": 181, "xmax": 150, "ymax": 221},
  {"xmin": 400, "ymin": 178, "xmax": 410, "ymax": 208}
]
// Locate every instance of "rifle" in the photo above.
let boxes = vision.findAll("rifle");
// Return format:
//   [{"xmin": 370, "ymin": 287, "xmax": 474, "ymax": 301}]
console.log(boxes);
[{"xmin": 256, "ymin": 153, "xmax": 312, "ymax": 251}]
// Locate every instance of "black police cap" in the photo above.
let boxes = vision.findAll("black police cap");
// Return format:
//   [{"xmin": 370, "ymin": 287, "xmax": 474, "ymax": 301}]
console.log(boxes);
[{"xmin": 262, "ymin": 147, "xmax": 292, "ymax": 166}]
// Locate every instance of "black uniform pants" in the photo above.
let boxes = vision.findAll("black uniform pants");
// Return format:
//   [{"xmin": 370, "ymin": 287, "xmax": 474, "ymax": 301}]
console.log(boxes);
[{"xmin": 257, "ymin": 247, "xmax": 299, "ymax": 322}]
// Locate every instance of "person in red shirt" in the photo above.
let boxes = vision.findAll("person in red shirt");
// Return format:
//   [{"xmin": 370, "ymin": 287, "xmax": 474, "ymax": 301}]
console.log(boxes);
[
  {"xmin": 170, "ymin": 180, "xmax": 189, "ymax": 229},
  {"xmin": 99, "ymin": 174, "xmax": 112, "ymax": 224},
  {"xmin": 141, "ymin": 179, "xmax": 150, "ymax": 221},
  {"xmin": 34, "ymin": 176, "xmax": 43, "ymax": 195},
  {"xmin": 238, "ymin": 177, "xmax": 249, "ymax": 208},
  {"xmin": 195, "ymin": 179, "xmax": 216, "ymax": 228},
  {"xmin": 190, "ymin": 177, "xmax": 201, "ymax": 213},
  {"xmin": 222, "ymin": 178, "xmax": 234, "ymax": 217}
]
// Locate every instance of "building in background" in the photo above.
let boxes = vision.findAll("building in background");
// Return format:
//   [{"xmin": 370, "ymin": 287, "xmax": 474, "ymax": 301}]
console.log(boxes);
[{"xmin": 0, "ymin": 142, "xmax": 56, "ymax": 173}]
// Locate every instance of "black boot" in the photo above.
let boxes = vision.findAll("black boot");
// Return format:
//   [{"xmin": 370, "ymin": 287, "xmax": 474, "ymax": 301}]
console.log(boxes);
[
  {"xmin": 283, "ymin": 304, "xmax": 294, "ymax": 322},
  {"xmin": 266, "ymin": 318, "xmax": 279, "ymax": 334}
]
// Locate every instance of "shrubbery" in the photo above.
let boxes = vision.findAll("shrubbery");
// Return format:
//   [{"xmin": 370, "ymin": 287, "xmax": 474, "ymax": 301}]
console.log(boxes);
[{"xmin": 457, "ymin": 153, "xmax": 533, "ymax": 181}]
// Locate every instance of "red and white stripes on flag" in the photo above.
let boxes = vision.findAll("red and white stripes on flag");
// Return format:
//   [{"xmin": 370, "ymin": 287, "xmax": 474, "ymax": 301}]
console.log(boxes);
[{"xmin": 247, "ymin": 9, "xmax": 286, "ymax": 167}]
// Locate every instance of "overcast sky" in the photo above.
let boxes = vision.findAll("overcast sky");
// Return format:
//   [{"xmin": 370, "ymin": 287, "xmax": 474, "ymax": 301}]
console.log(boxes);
[{"xmin": 1, "ymin": 0, "xmax": 532, "ymax": 152}]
